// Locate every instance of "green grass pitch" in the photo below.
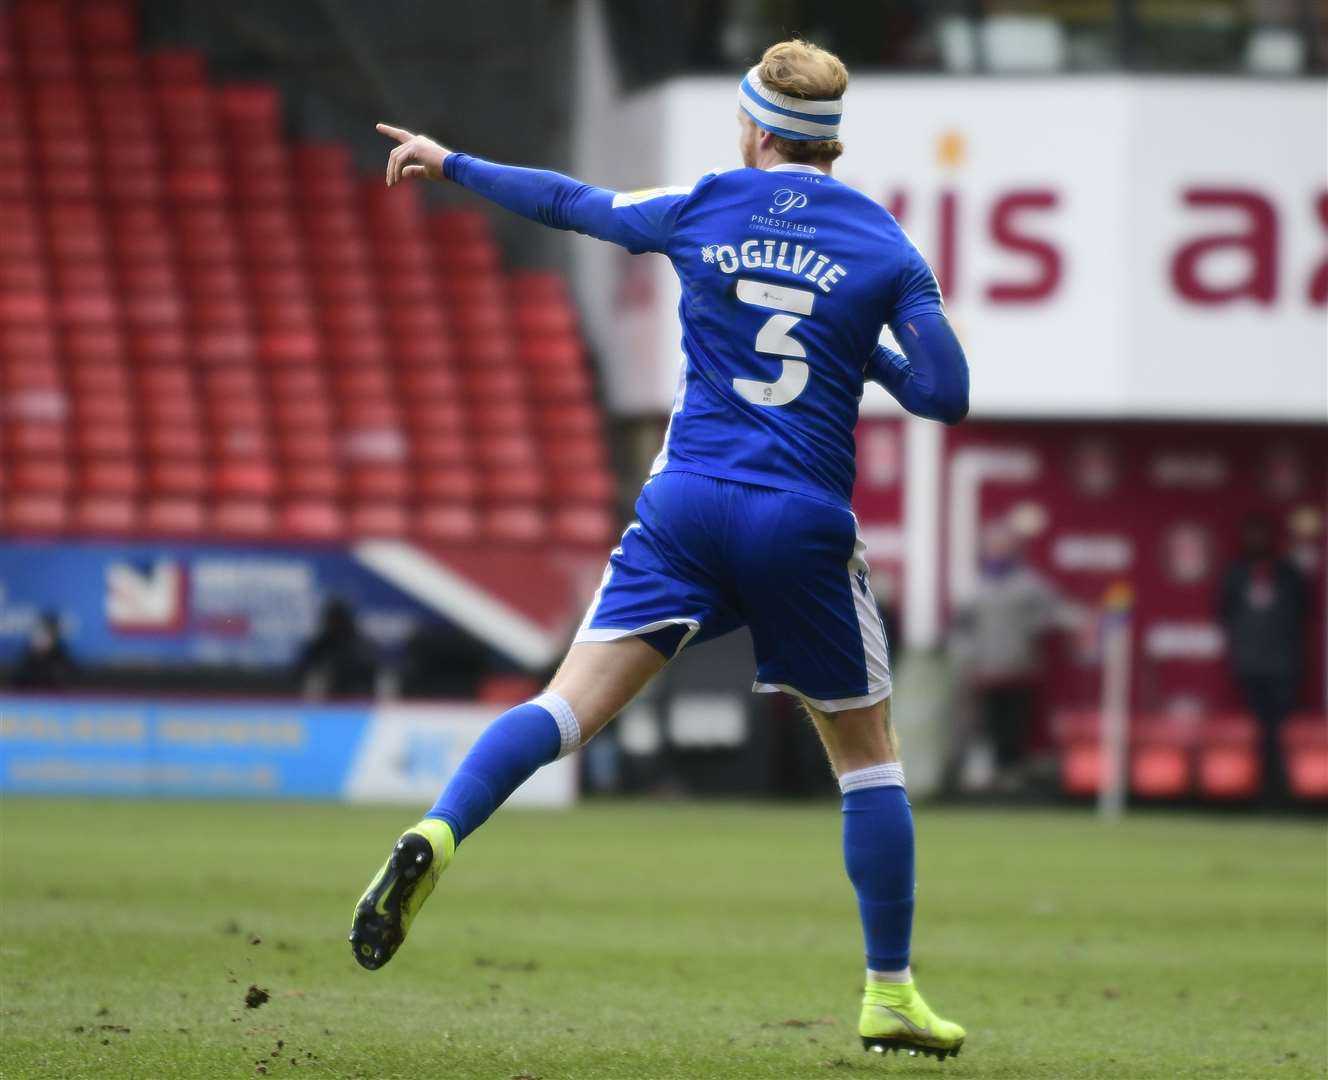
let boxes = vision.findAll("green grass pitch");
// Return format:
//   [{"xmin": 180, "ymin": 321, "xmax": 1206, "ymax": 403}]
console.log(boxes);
[{"xmin": 1, "ymin": 798, "xmax": 1324, "ymax": 1079}]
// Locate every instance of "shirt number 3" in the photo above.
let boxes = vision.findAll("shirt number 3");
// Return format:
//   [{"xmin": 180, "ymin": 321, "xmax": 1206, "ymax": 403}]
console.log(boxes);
[{"xmin": 732, "ymin": 278, "xmax": 816, "ymax": 407}]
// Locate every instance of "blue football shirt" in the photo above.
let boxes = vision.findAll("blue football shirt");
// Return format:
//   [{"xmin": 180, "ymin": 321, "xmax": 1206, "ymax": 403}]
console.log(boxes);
[{"xmin": 601, "ymin": 163, "xmax": 943, "ymax": 506}]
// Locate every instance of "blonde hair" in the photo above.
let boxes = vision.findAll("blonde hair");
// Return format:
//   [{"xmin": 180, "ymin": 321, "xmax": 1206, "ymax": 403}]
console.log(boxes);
[{"xmin": 756, "ymin": 39, "xmax": 848, "ymax": 163}]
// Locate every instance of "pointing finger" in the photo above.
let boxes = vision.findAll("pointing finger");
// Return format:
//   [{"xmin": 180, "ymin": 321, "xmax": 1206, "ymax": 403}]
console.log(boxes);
[{"xmin": 376, "ymin": 122, "xmax": 413, "ymax": 143}]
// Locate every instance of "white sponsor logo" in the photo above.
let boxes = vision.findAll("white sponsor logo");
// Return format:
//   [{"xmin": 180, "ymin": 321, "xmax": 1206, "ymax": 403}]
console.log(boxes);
[
  {"xmin": 1144, "ymin": 622, "xmax": 1225, "ymax": 660},
  {"xmin": 1150, "ymin": 454, "xmax": 1227, "ymax": 488},
  {"xmin": 106, "ymin": 560, "xmax": 186, "ymax": 632},
  {"xmin": 1052, "ymin": 535, "xmax": 1133, "ymax": 572},
  {"xmin": 768, "ymin": 188, "xmax": 808, "ymax": 215}
]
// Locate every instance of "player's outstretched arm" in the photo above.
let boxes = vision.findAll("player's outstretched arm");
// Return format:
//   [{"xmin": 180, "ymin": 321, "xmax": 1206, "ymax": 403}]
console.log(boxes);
[
  {"xmin": 375, "ymin": 122, "xmax": 684, "ymax": 254},
  {"xmin": 866, "ymin": 313, "xmax": 970, "ymax": 425}
]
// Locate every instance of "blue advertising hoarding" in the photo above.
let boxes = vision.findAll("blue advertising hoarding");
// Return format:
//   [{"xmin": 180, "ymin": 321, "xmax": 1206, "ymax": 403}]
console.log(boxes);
[
  {"xmin": 0, "ymin": 695, "xmax": 578, "ymax": 805},
  {"xmin": 0, "ymin": 540, "xmax": 448, "ymax": 668}
]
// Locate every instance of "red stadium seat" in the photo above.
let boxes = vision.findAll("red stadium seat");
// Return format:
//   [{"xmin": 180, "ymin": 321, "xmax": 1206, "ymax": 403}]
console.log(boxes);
[
  {"xmin": 432, "ymin": 208, "xmax": 493, "ymax": 243},
  {"xmin": 463, "ymin": 366, "xmax": 523, "ymax": 400},
  {"xmin": 147, "ymin": 48, "xmax": 207, "ymax": 85},
  {"xmin": 84, "ymin": 49, "xmax": 142, "ymax": 83},
  {"xmin": 14, "ymin": 0, "xmax": 74, "ymax": 48},
  {"xmin": 0, "ymin": 162, "xmax": 32, "ymax": 199},
  {"xmin": 384, "ymin": 300, "xmax": 448, "ymax": 338},
  {"xmin": 69, "ymin": 362, "xmax": 129, "ymax": 395},
  {"xmin": 392, "ymin": 336, "xmax": 455, "ymax": 369},
  {"xmin": 212, "ymin": 498, "xmax": 275, "ymax": 538},
  {"xmin": 475, "ymin": 433, "xmax": 538, "ymax": 468},
  {"xmin": 481, "ymin": 468, "xmax": 542, "ymax": 503},
  {"xmin": 1, "ymin": 326, "xmax": 58, "ymax": 363},
  {"xmin": 550, "ymin": 504, "xmax": 618, "ymax": 549},
  {"xmin": 77, "ymin": 423, "xmax": 136, "ymax": 457},
  {"xmin": 192, "ymin": 329, "xmax": 255, "ymax": 366},
  {"xmin": 77, "ymin": 1, "xmax": 139, "ymax": 50},
  {"xmin": 470, "ymin": 400, "xmax": 529, "ymax": 435},
  {"xmin": 144, "ymin": 496, "xmax": 205, "ymax": 536},
  {"xmin": 547, "ymin": 466, "xmax": 615, "ymax": 504},
  {"xmin": 349, "ymin": 502, "xmax": 409, "ymax": 539},
  {"xmin": 348, "ymin": 464, "xmax": 410, "ymax": 501},
  {"xmin": 293, "ymin": 142, "xmax": 355, "ymax": 203},
  {"xmin": 5, "ymin": 493, "xmax": 68, "ymax": 533},
  {"xmin": 143, "ymin": 414, "xmax": 205, "ymax": 455},
  {"xmin": 508, "ymin": 270, "xmax": 569, "ymax": 303},
  {"xmin": 148, "ymin": 458, "xmax": 207, "ymax": 496},
  {"xmin": 483, "ymin": 504, "xmax": 547, "ymax": 545},
  {"xmin": 0, "ymin": 291, "xmax": 51, "ymax": 325},
  {"xmin": 1282, "ymin": 717, "xmax": 1328, "ymax": 800},
  {"xmin": 281, "ymin": 448, "xmax": 339, "ymax": 490},
  {"xmin": 130, "ymin": 327, "xmax": 188, "ymax": 364},
  {"xmin": 278, "ymin": 427, "xmax": 337, "ymax": 464},
  {"xmin": 217, "ymin": 84, "xmax": 282, "ymax": 141},
  {"xmin": 398, "ymin": 368, "xmax": 461, "ymax": 402},
  {"xmin": 12, "ymin": 458, "xmax": 72, "ymax": 494},
  {"xmin": 415, "ymin": 467, "xmax": 479, "ymax": 502},
  {"xmin": 531, "ymin": 365, "xmax": 592, "ymax": 401},
  {"xmin": 166, "ymin": 168, "xmax": 229, "ymax": 203},
  {"xmin": 6, "ymin": 420, "xmax": 68, "ymax": 456},
  {"xmin": 411, "ymin": 431, "xmax": 469, "ymax": 467},
  {"xmin": 544, "ymin": 439, "xmax": 607, "ymax": 474},
  {"xmin": 281, "ymin": 499, "xmax": 345, "ymax": 542},
  {"xmin": 512, "ymin": 299, "xmax": 577, "ymax": 337},
  {"xmin": 258, "ymin": 331, "xmax": 320, "ymax": 366},
  {"xmin": 1130, "ymin": 720, "xmax": 1194, "ymax": 799},
  {"xmin": 75, "ymin": 495, "xmax": 137, "ymax": 535},
  {"xmin": 414, "ymin": 502, "xmax": 481, "ymax": 543},
  {"xmin": 80, "ymin": 459, "xmax": 141, "ymax": 496},
  {"xmin": 1196, "ymin": 716, "xmax": 1261, "ymax": 800}
]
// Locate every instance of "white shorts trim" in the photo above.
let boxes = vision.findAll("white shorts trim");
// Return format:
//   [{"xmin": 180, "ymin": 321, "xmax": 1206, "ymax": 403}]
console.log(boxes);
[
  {"xmin": 574, "ymin": 618, "xmax": 701, "ymax": 657},
  {"xmin": 752, "ymin": 680, "xmax": 893, "ymax": 713}
]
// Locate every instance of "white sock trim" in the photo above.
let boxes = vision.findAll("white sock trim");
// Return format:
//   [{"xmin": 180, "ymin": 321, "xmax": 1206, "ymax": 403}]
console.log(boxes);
[
  {"xmin": 531, "ymin": 692, "xmax": 580, "ymax": 759},
  {"xmin": 867, "ymin": 966, "xmax": 913, "ymax": 985},
  {"xmin": 838, "ymin": 762, "xmax": 905, "ymax": 794}
]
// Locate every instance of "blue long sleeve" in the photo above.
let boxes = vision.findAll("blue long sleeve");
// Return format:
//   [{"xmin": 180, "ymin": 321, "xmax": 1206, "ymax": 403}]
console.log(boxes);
[
  {"xmin": 865, "ymin": 312, "xmax": 970, "ymax": 424},
  {"xmin": 443, "ymin": 153, "xmax": 690, "ymax": 254}
]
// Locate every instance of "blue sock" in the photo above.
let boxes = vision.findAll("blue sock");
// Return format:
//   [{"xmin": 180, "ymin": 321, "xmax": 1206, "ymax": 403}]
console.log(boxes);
[
  {"xmin": 425, "ymin": 693, "xmax": 579, "ymax": 845},
  {"xmin": 840, "ymin": 763, "xmax": 914, "ymax": 974}
]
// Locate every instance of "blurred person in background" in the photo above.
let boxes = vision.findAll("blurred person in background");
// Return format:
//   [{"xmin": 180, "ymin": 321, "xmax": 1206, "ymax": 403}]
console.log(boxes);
[
  {"xmin": 295, "ymin": 597, "xmax": 379, "ymax": 700},
  {"xmin": 10, "ymin": 611, "xmax": 76, "ymax": 691},
  {"xmin": 944, "ymin": 521, "xmax": 1077, "ymax": 793},
  {"xmin": 1219, "ymin": 513, "xmax": 1309, "ymax": 803}
]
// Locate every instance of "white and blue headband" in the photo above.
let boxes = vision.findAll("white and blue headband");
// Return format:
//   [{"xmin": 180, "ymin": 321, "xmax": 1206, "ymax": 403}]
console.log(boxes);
[{"xmin": 738, "ymin": 64, "xmax": 842, "ymax": 142}]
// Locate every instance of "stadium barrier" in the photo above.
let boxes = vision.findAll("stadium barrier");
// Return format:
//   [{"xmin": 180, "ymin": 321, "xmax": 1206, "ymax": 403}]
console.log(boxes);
[{"xmin": 0, "ymin": 695, "xmax": 577, "ymax": 805}]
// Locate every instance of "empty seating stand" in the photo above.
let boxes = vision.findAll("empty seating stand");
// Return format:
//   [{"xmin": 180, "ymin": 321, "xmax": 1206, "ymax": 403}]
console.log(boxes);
[
  {"xmin": 1055, "ymin": 710, "xmax": 1327, "ymax": 804},
  {"xmin": 0, "ymin": 0, "xmax": 617, "ymax": 551}
]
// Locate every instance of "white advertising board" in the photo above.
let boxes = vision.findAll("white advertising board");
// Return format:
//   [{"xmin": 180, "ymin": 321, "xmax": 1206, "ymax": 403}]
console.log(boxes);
[{"xmin": 344, "ymin": 704, "xmax": 578, "ymax": 808}]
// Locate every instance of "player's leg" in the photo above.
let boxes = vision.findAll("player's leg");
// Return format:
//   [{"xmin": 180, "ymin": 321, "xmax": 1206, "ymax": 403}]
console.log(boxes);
[
  {"xmin": 804, "ymin": 697, "xmax": 966, "ymax": 1059},
  {"xmin": 351, "ymin": 473, "xmax": 731, "ymax": 970},
  {"xmin": 734, "ymin": 491, "xmax": 963, "ymax": 1057},
  {"xmin": 349, "ymin": 636, "xmax": 665, "ymax": 971},
  {"xmin": 425, "ymin": 636, "xmax": 666, "ymax": 846}
]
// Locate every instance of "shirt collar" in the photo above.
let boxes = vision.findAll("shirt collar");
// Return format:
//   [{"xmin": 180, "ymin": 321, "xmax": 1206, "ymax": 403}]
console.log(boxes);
[{"xmin": 768, "ymin": 163, "xmax": 827, "ymax": 175}]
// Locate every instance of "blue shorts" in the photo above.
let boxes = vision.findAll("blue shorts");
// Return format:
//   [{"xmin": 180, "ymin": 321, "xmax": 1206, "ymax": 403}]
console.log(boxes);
[{"xmin": 574, "ymin": 471, "xmax": 891, "ymax": 711}]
